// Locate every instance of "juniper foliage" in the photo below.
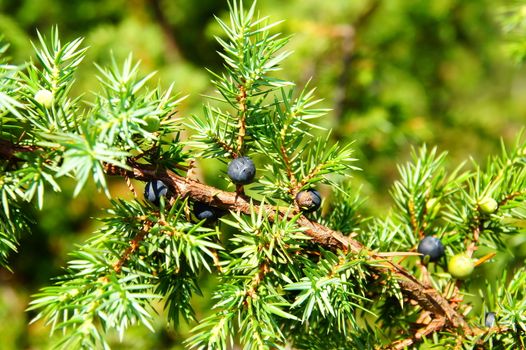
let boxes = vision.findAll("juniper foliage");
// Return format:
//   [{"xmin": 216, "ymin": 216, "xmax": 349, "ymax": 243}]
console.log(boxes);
[{"xmin": 0, "ymin": 1, "xmax": 525, "ymax": 349}]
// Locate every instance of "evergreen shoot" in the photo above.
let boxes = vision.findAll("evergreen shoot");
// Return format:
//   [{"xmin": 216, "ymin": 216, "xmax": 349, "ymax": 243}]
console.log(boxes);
[{"xmin": 0, "ymin": 1, "xmax": 525, "ymax": 349}]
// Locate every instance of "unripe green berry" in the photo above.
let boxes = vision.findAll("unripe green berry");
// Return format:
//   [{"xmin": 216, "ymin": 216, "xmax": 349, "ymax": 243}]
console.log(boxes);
[
  {"xmin": 478, "ymin": 197, "xmax": 498, "ymax": 214},
  {"xmin": 34, "ymin": 89, "xmax": 54, "ymax": 108},
  {"xmin": 143, "ymin": 115, "xmax": 161, "ymax": 132},
  {"xmin": 448, "ymin": 253, "xmax": 475, "ymax": 279}
]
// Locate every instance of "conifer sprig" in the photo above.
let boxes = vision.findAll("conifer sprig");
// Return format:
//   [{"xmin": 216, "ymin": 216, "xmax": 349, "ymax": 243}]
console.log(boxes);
[{"xmin": 0, "ymin": 1, "xmax": 525, "ymax": 349}]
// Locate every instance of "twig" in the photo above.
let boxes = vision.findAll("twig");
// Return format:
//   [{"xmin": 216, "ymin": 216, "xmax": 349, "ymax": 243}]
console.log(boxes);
[
  {"xmin": 1, "ymin": 136, "xmax": 474, "ymax": 341},
  {"xmin": 211, "ymin": 249, "xmax": 223, "ymax": 273},
  {"xmin": 466, "ymin": 212, "xmax": 481, "ymax": 258},
  {"xmin": 408, "ymin": 197, "xmax": 422, "ymax": 238},
  {"xmin": 112, "ymin": 222, "xmax": 151, "ymax": 273},
  {"xmin": 0, "ymin": 139, "xmax": 40, "ymax": 161},
  {"xmin": 499, "ymin": 190, "xmax": 526, "ymax": 206},
  {"xmin": 277, "ymin": 120, "xmax": 298, "ymax": 193},
  {"xmin": 389, "ymin": 317, "xmax": 446, "ymax": 350},
  {"xmin": 296, "ymin": 163, "xmax": 323, "ymax": 192},
  {"xmin": 236, "ymin": 84, "xmax": 247, "ymax": 155},
  {"xmin": 280, "ymin": 143, "xmax": 298, "ymax": 194},
  {"xmin": 474, "ymin": 252, "xmax": 496, "ymax": 267},
  {"xmin": 125, "ymin": 175, "xmax": 137, "ymax": 198},
  {"xmin": 246, "ymin": 261, "xmax": 270, "ymax": 301}
]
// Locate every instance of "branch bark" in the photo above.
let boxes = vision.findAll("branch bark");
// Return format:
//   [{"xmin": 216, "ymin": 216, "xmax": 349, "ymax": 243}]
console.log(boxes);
[{"xmin": 0, "ymin": 139, "xmax": 38, "ymax": 162}]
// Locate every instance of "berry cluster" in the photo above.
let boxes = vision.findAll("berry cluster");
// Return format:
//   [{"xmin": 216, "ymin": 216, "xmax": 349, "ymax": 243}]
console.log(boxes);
[
  {"xmin": 146, "ymin": 158, "xmax": 488, "ymax": 282},
  {"xmin": 144, "ymin": 180, "xmax": 225, "ymax": 223},
  {"xmin": 143, "ymin": 155, "xmax": 323, "ymax": 229},
  {"xmin": 417, "ymin": 236, "xmax": 476, "ymax": 279},
  {"xmin": 416, "ymin": 195, "xmax": 500, "ymax": 280},
  {"xmin": 227, "ymin": 156, "xmax": 323, "ymax": 213}
]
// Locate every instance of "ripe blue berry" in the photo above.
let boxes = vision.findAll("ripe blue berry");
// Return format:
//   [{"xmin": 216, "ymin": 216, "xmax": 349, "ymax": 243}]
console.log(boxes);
[
  {"xmin": 193, "ymin": 202, "xmax": 223, "ymax": 222},
  {"xmin": 227, "ymin": 156, "xmax": 256, "ymax": 185},
  {"xmin": 144, "ymin": 180, "xmax": 168, "ymax": 205},
  {"xmin": 296, "ymin": 189, "xmax": 322, "ymax": 213},
  {"xmin": 417, "ymin": 236, "xmax": 445, "ymax": 262},
  {"xmin": 485, "ymin": 312, "xmax": 496, "ymax": 328}
]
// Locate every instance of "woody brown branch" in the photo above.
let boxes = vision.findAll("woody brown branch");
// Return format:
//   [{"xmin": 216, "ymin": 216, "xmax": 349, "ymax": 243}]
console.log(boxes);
[
  {"xmin": 0, "ymin": 139, "xmax": 39, "ymax": 161},
  {"xmin": 104, "ymin": 160, "xmax": 470, "ymax": 333},
  {"xmin": 0, "ymin": 137, "xmax": 471, "ymax": 338}
]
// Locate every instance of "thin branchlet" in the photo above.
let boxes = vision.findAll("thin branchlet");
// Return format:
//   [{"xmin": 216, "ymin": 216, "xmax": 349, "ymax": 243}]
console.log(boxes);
[
  {"xmin": 280, "ymin": 143, "xmax": 297, "ymax": 193},
  {"xmin": 112, "ymin": 222, "xmax": 151, "ymax": 273},
  {"xmin": 236, "ymin": 84, "xmax": 247, "ymax": 155}
]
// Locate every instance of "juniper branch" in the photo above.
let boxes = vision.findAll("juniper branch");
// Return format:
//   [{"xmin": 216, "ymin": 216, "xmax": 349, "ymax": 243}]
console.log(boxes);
[
  {"xmin": 103, "ymin": 157, "xmax": 472, "ymax": 334},
  {"xmin": 4, "ymin": 5, "xmax": 525, "ymax": 348}
]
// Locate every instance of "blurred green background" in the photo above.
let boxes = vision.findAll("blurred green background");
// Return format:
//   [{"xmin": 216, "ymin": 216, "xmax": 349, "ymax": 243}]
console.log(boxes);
[{"xmin": 1, "ymin": 0, "xmax": 526, "ymax": 348}]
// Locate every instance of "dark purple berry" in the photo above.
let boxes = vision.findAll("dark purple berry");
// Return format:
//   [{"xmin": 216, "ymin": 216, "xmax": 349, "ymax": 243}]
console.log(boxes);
[
  {"xmin": 144, "ymin": 180, "xmax": 168, "ymax": 206},
  {"xmin": 227, "ymin": 156, "xmax": 256, "ymax": 185},
  {"xmin": 417, "ymin": 236, "xmax": 445, "ymax": 262},
  {"xmin": 296, "ymin": 189, "xmax": 322, "ymax": 213},
  {"xmin": 193, "ymin": 202, "xmax": 223, "ymax": 222}
]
